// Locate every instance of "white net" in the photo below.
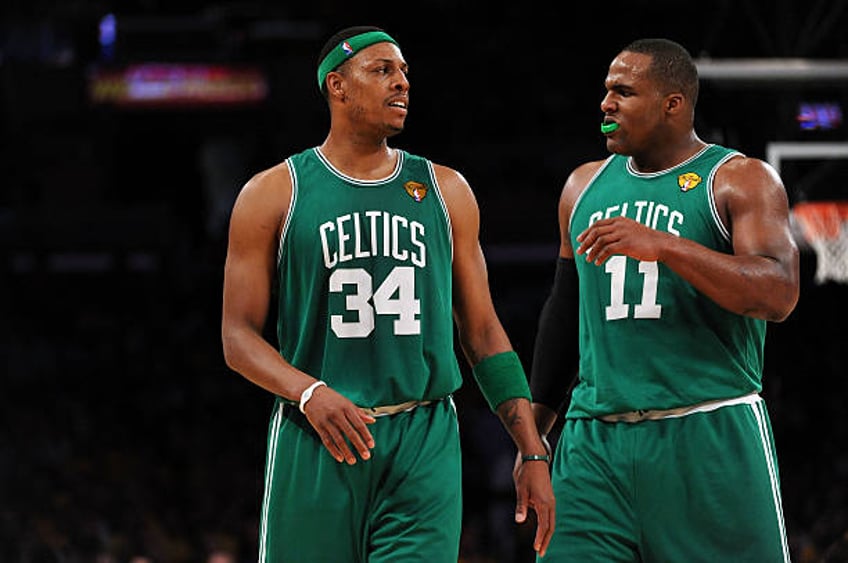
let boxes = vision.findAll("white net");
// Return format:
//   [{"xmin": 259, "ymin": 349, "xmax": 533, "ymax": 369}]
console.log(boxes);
[{"xmin": 792, "ymin": 201, "xmax": 848, "ymax": 285}]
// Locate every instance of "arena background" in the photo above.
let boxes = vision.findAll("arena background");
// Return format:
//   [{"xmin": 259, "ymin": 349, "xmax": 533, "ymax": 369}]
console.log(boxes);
[{"xmin": 2, "ymin": 1, "xmax": 847, "ymax": 561}]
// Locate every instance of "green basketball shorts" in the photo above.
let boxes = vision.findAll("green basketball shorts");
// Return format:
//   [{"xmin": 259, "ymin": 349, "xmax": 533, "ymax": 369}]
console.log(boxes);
[
  {"xmin": 542, "ymin": 396, "xmax": 790, "ymax": 562},
  {"xmin": 258, "ymin": 397, "xmax": 462, "ymax": 563}
]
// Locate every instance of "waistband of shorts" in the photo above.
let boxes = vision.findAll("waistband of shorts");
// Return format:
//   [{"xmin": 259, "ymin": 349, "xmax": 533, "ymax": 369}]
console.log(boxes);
[
  {"xmin": 598, "ymin": 392, "xmax": 761, "ymax": 423},
  {"xmin": 359, "ymin": 399, "xmax": 438, "ymax": 417},
  {"xmin": 282, "ymin": 396, "xmax": 446, "ymax": 420}
]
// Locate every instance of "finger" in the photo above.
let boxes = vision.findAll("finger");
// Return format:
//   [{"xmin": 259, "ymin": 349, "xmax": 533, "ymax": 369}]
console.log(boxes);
[
  {"xmin": 514, "ymin": 488, "xmax": 528, "ymax": 523},
  {"xmin": 595, "ymin": 235, "xmax": 621, "ymax": 265},
  {"xmin": 536, "ymin": 504, "xmax": 554, "ymax": 557},
  {"xmin": 575, "ymin": 228, "xmax": 595, "ymax": 254},
  {"xmin": 580, "ymin": 226, "xmax": 612, "ymax": 259},
  {"xmin": 576, "ymin": 218, "xmax": 607, "ymax": 244},
  {"xmin": 316, "ymin": 429, "xmax": 346, "ymax": 464},
  {"xmin": 357, "ymin": 411, "xmax": 377, "ymax": 425},
  {"xmin": 342, "ymin": 414, "xmax": 375, "ymax": 461},
  {"xmin": 587, "ymin": 231, "xmax": 619, "ymax": 264},
  {"xmin": 321, "ymin": 426, "xmax": 358, "ymax": 465},
  {"xmin": 585, "ymin": 240, "xmax": 604, "ymax": 263},
  {"xmin": 352, "ymin": 411, "xmax": 377, "ymax": 445},
  {"xmin": 592, "ymin": 244, "xmax": 610, "ymax": 265},
  {"xmin": 336, "ymin": 439, "xmax": 358, "ymax": 465}
]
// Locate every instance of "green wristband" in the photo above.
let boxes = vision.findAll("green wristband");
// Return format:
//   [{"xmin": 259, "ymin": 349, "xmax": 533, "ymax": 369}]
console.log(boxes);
[{"xmin": 471, "ymin": 351, "xmax": 531, "ymax": 412}]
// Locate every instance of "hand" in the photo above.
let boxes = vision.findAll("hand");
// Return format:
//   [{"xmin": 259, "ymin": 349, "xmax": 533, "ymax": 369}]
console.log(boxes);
[
  {"xmin": 512, "ymin": 439, "xmax": 555, "ymax": 557},
  {"xmin": 301, "ymin": 384, "xmax": 376, "ymax": 464},
  {"xmin": 576, "ymin": 216, "xmax": 670, "ymax": 265}
]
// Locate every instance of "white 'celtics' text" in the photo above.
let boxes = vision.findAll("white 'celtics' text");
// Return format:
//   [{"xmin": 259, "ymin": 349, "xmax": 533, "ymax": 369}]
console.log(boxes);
[
  {"xmin": 588, "ymin": 201, "xmax": 683, "ymax": 236},
  {"xmin": 319, "ymin": 211, "xmax": 426, "ymax": 269}
]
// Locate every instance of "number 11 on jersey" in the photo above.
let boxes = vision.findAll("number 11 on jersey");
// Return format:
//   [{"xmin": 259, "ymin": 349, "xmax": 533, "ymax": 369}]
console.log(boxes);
[{"xmin": 604, "ymin": 256, "xmax": 662, "ymax": 321}]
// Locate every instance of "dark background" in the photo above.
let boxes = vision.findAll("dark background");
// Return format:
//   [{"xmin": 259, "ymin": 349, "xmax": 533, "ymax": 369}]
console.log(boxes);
[{"xmin": 2, "ymin": 1, "xmax": 848, "ymax": 562}]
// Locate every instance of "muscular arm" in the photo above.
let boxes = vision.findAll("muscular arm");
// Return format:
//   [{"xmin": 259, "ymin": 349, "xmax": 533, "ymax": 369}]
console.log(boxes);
[
  {"xmin": 222, "ymin": 164, "xmax": 306, "ymax": 397},
  {"xmin": 221, "ymin": 164, "xmax": 375, "ymax": 465},
  {"xmin": 530, "ymin": 162, "xmax": 601, "ymax": 435},
  {"xmin": 529, "ymin": 257, "xmax": 579, "ymax": 433},
  {"xmin": 576, "ymin": 157, "xmax": 800, "ymax": 321},
  {"xmin": 434, "ymin": 164, "xmax": 554, "ymax": 555},
  {"xmin": 435, "ymin": 164, "xmax": 540, "ymax": 440}
]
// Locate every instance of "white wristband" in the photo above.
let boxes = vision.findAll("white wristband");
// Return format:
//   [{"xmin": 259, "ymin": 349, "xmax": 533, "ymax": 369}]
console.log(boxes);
[{"xmin": 299, "ymin": 381, "xmax": 327, "ymax": 414}]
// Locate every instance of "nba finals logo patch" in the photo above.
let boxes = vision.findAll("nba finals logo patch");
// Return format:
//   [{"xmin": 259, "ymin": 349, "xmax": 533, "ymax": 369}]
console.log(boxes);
[
  {"xmin": 341, "ymin": 41, "xmax": 354, "ymax": 56},
  {"xmin": 404, "ymin": 181, "xmax": 428, "ymax": 202},
  {"xmin": 678, "ymin": 172, "xmax": 702, "ymax": 192}
]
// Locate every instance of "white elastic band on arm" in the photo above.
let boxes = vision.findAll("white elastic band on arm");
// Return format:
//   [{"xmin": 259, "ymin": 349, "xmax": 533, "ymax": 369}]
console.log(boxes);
[{"xmin": 299, "ymin": 381, "xmax": 327, "ymax": 414}]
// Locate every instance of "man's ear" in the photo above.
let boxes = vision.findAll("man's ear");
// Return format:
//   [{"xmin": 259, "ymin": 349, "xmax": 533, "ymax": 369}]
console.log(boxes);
[
  {"xmin": 327, "ymin": 72, "xmax": 346, "ymax": 101},
  {"xmin": 666, "ymin": 92, "xmax": 684, "ymax": 114}
]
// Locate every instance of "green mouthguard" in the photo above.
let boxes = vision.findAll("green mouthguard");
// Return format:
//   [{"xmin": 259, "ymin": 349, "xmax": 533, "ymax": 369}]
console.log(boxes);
[{"xmin": 601, "ymin": 122, "xmax": 619, "ymax": 134}]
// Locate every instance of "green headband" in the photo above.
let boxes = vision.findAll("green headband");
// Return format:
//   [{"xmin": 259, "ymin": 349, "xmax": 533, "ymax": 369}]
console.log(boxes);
[{"xmin": 317, "ymin": 30, "xmax": 399, "ymax": 90}]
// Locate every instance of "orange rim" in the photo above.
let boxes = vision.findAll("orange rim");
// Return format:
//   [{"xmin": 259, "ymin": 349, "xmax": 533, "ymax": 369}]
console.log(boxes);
[{"xmin": 792, "ymin": 201, "xmax": 848, "ymax": 241}]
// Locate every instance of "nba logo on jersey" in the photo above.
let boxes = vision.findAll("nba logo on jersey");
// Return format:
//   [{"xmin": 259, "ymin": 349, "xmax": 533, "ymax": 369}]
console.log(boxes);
[
  {"xmin": 678, "ymin": 172, "xmax": 702, "ymax": 192},
  {"xmin": 404, "ymin": 181, "xmax": 428, "ymax": 202},
  {"xmin": 342, "ymin": 41, "xmax": 354, "ymax": 56}
]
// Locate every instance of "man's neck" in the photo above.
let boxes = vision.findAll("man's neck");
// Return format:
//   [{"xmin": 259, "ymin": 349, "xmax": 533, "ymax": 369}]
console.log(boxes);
[{"xmin": 319, "ymin": 135, "xmax": 398, "ymax": 180}]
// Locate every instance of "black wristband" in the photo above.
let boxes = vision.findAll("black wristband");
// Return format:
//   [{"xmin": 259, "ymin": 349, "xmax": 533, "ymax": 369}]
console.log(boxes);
[{"xmin": 521, "ymin": 454, "xmax": 551, "ymax": 463}]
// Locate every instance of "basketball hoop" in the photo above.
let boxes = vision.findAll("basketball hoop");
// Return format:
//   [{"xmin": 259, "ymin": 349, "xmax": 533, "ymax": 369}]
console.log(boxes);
[{"xmin": 791, "ymin": 201, "xmax": 848, "ymax": 285}]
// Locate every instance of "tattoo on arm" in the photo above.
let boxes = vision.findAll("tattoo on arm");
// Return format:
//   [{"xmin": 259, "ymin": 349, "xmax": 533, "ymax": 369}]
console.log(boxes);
[{"xmin": 499, "ymin": 398, "xmax": 522, "ymax": 428}]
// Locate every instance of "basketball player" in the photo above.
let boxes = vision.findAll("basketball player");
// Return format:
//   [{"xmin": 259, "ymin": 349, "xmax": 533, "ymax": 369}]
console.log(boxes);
[
  {"xmin": 221, "ymin": 26, "xmax": 554, "ymax": 562},
  {"xmin": 526, "ymin": 38, "xmax": 800, "ymax": 561}
]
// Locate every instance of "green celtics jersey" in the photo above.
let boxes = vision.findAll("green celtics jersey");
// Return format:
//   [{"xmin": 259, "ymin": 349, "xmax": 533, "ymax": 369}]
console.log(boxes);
[
  {"xmin": 567, "ymin": 144, "xmax": 767, "ymax": 418},
  {"xmin": 276, "ymin": 147, "xmax": 461, "ymax": 407}
]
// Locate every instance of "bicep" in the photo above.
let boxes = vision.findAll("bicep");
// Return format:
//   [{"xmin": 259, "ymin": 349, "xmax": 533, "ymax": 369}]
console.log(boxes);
[
  {"xmin": 451, "ymin": 232, "xmax": 492, "ymax": 333},
  {"xmin": 558, "ymin": 162, "xmax": 602, "ymax": 259},
  {"xmin": 435, "ymin": 166, "xmax": 509, "ymax": 362},
  {"xmin": 721, "ymin": 159, "xmax": 797, "ymax": 264},
  {"xmin": 222, "ymin": 174, "xmax": 289, "ymax": 334},
  {"xmin": 442, "ymin": 168, "xmax": 488, "ymax": 324},
  {"xmin": 557, "ymin": 187, "xmax": 574, "ymax": 259}
]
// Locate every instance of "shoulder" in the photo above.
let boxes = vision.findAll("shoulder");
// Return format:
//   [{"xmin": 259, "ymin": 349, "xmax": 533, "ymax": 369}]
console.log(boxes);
[
  {"xmin": 427, "ymin": 162, "xmax": 480, "ymax": 237},
  {"xmin": 231, "ymin": 159, "xmax": 294, "ymax": 227},
  {"xmin": 430, "ymin": 162, "xmax": 475, "ymax": 205},
  {"xmin": 716, "ymin": 153, "xmax": 780, "ymax": 182},
  {"xmin": 565, "ymin": 159, "xmax": 607, "ymax": 189},
  {"xmin": 240, "ymin": 160, "xmax": 292, "ymax": 199},
  {"xmin": 714, "ymin": 154, "xmax": 785, "ymax": 202},
  {"xmin": 712, "ymin": 154, "xmax": 790, "ymax": 227},
  {"xmin": 561, "ymin": 158, "xmax": 608, "ymax": 207},
  {"xmin": 430, "ymin": 161, "xmax": 468, "ymax": 188}
]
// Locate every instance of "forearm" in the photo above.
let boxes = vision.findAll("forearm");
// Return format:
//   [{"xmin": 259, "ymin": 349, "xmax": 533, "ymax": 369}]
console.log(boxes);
[
  {"xmin": 660, "ymin": 236, "xmax": 798, "ymax": 321},
  {"xmin": 530, "ymin": 257, "xmax": 579, "ymax": 413},
  {"xmin": 222, "ymin": 325, "xmax": 313, "ymax": 401},
  {"xmin": 455, "ymin": 313, "xmax": 513, "ymax": 367},
  {"xmin": 497, "ymin": 397, "xmax": 550, "ymax": 456}
]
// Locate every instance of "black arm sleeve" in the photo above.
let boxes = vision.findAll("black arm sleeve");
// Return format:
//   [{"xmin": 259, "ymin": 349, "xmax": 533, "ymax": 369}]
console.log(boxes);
[{"xmin": 530, "ymin": 256, "xmax": 580, "ymax": 414}]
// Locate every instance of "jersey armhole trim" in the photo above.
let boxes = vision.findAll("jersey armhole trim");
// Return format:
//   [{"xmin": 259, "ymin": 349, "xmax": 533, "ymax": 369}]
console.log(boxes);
[
  {"xmin": 277, "ymin": 159, "xmax": 297, "ymax": 267},
  {"xmin": 426, "ymin": 160, "xmax": 454, "ymax": 262},
  {"xmin": 707, "ymin": 151, "xmax": 743, "ymax": 243}
]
